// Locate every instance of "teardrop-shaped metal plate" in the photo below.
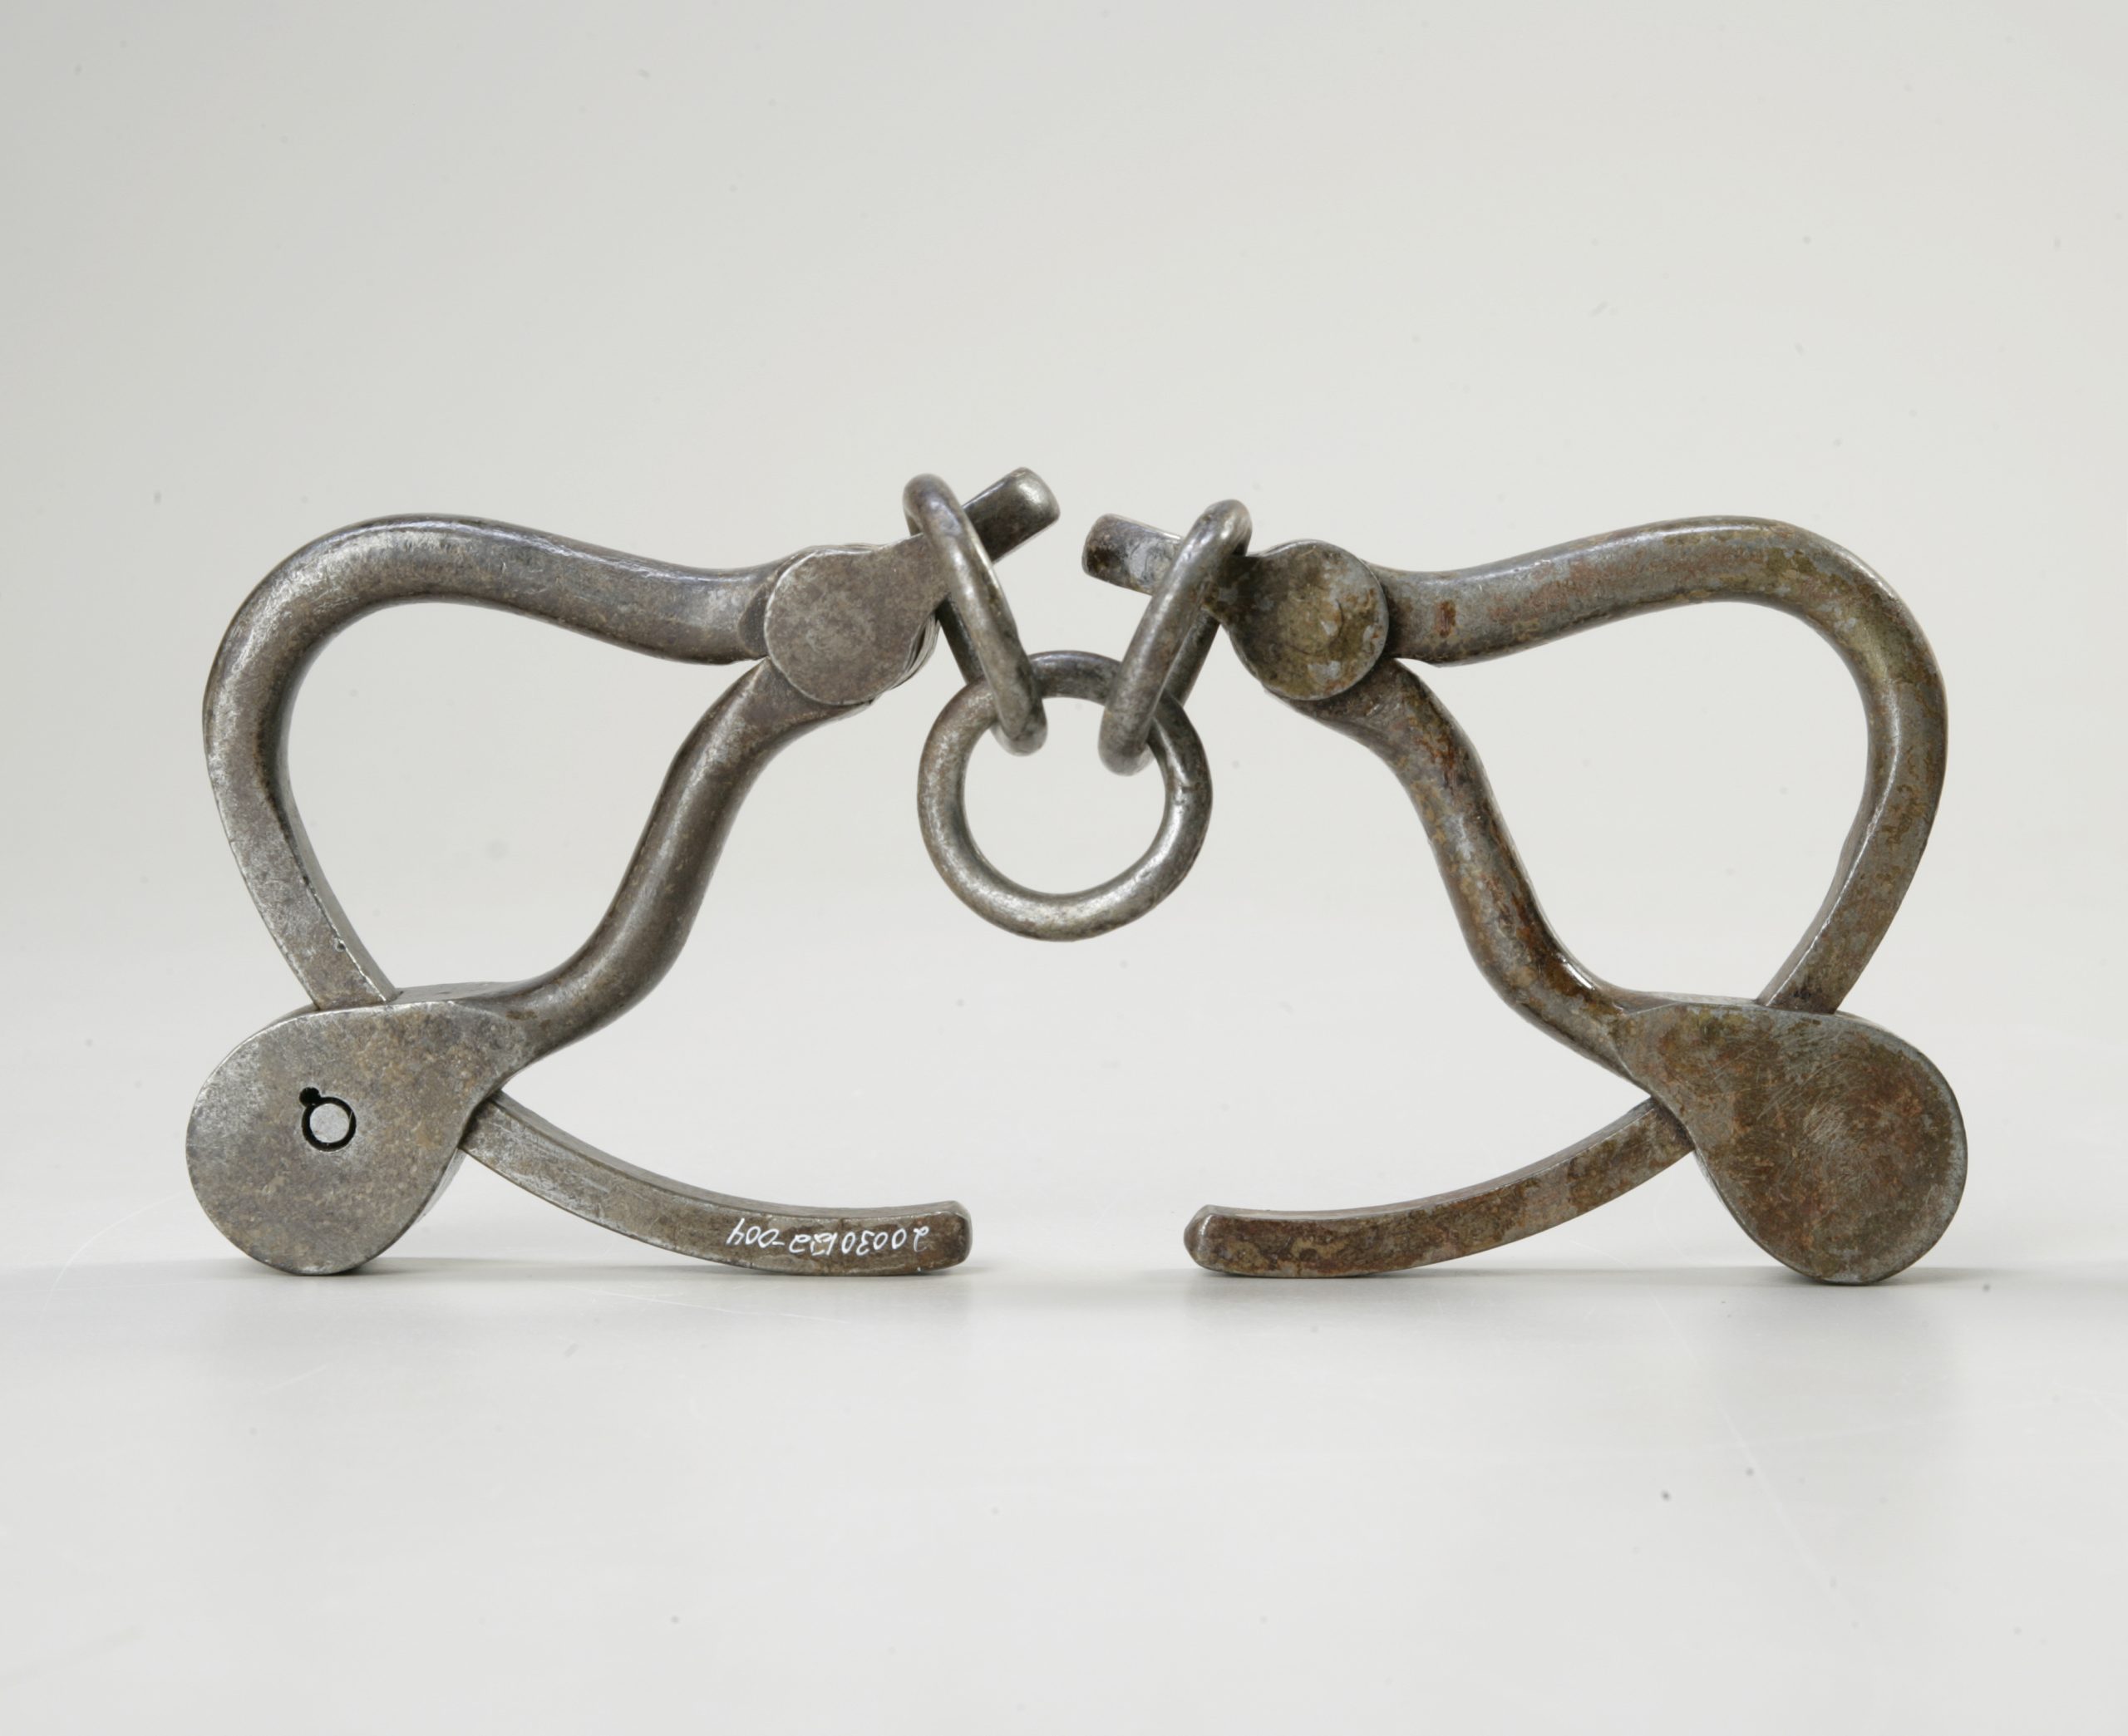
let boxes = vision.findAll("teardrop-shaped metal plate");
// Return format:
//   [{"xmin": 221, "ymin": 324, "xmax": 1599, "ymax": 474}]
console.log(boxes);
[
  {"xmin": 1613, "ymin": 1000, "xmax": 1966, "ymax": 1285},
  {"xmin": 763, "ymin": 541, "xmax": 943, "ymax": 706},
  {"xmin": 187, "ymin": 998, "xmax": 529, "ymax": 1275}
]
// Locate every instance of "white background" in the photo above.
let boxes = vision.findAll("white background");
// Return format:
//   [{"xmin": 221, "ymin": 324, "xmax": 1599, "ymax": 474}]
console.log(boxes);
[{"xmin": 2, "ymin": 2, "xmax": 2122, "ymax": 1729}]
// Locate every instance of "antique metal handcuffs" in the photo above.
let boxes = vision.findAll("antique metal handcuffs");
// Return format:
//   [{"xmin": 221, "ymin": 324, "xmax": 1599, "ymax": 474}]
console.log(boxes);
[{"xmin": 194, "ymin": 470, "xmax": 1962, "ymax": 1283}]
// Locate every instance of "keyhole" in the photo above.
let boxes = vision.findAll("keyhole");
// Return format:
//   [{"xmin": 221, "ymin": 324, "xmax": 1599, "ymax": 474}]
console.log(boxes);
[{"xmin": 299, "ymin": 1087, "xmax": 357, "ymax": 1151}]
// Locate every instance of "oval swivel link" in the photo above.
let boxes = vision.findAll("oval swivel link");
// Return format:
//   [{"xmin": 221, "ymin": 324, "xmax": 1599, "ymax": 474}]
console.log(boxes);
[
  {"xmin": 1098, "ymin": 499, "xmax": 1249, "ymax": 775},
  {"xmin": 904, "ymin": 473, "xmax": 1048, "ymax": 755}
]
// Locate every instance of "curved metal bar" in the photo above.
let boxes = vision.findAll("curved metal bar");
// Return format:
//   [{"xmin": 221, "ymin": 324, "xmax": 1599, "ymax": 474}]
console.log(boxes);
[
  {"xmin": 205, "ymin": 516, "xmax": 781, "ymax": 1008},
  {"xmin": 1187, "ymin": 1102, "xmax": 1687, "ymax": 1276},
  {"xmin": 1188, "ymin": 656, "xmax": 1695, "ymax": 1276},
  {"xmin": 1380, "ymin": 516, "xmax": 1948, "ymax": 1013},
  {"xmin": 1303, "ymin": 659, "xmax": 1662, "ymax": 1074},
  {"xmin": 463, "ymin": 1094, "xmax": 968, "ymax": 1272},
  {"xmin": 1190, "ymin": 518, "xmax": 1948, "ymax": 1275},
  {"xmin": 461, "ymin": 662, "xmax": 841, "ymax": 1055}
]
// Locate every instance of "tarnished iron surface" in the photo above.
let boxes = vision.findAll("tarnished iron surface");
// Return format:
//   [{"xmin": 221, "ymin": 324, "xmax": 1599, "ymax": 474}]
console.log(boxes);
[
  {"xmin": 1183, "ymin": 1104, "xmax": 1690, "ymax": 1278},
  {"xmin": 191, "ymin": 470, "xmax": 1053, "ymax": 1275},
  {"xmin": 190, "ymin": 996, "xmax": 520, "ymax": 1276},
  {"xmin": 1613, "ymin": 1001, "xmax": 1964, "ymax": 1286},
  {"xmin": 1083, "ymin": 510, "xmax": 1963, "ymax": 1283}
]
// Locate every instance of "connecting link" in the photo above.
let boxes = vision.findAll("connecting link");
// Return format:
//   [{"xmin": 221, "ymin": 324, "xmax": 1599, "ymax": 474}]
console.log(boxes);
[
  {"xmin": 1097, "ymin": 500, "xmax": 1250, "ymax": 775},
  {"xmin": 912, "ymin": 500, "xmax": 1248, "ymax": 942},
  {"xmin": 1082, "ymin": 513, "xmax": 1389, "ymax": 703}
]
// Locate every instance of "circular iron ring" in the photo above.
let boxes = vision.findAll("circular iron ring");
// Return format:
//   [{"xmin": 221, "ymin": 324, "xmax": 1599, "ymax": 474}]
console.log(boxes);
[{"xmin": 919, "ymin": 650, "xmax": 1211, "ymax": 941}]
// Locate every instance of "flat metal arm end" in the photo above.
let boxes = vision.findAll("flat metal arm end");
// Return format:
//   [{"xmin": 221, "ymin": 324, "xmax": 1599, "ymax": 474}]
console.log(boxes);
[
  {"xmin": 1183, "ymin": 1101, "xmax": 1695, "ymax": 1276},
  {"xmin": 1082, "ymin": 515, "xmax": 1175, "ymax": 595},
  {"xmin": 465, "ymin": 1094, "xmax": 972, "ymax": 1275},
  {"xmin": 965, "ymin": 467, "xmax": 1062, "ymax": 563}
]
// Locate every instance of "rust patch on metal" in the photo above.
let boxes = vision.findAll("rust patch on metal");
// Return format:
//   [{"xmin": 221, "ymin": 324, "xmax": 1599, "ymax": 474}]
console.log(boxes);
[
  {"xmin": 1613, "ymin": 1000, "xmax": 1965, "ymax": 1284},
  {"xmin": 1209, "ymin": 539, "xmax": 1389, "ymax": 701}
]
